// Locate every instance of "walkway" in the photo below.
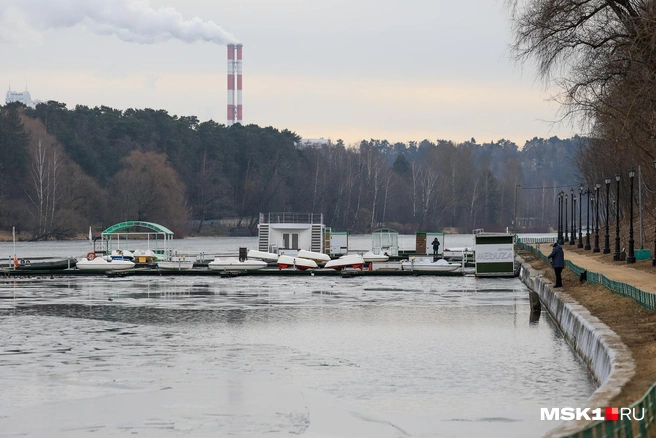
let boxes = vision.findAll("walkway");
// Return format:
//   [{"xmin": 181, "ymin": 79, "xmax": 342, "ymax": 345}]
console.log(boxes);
[{"xmin": 536, "ymin": 243, "xmax": 656, "ymax": 294}]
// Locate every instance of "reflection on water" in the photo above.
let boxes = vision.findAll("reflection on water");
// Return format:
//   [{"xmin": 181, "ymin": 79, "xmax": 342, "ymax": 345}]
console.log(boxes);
[{"xmin": 0, "ymin": 274, "xmax": 593, "ymax": 437}]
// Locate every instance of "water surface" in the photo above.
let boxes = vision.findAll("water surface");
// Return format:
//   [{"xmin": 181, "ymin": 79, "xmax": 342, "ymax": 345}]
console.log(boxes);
[{"xmin": 0, "ymin": 267, "xmax": 594, "ymax": 437}]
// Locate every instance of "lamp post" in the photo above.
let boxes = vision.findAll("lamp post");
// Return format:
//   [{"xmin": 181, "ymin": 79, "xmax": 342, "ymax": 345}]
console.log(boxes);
[
  {"xmin": 578, "ymin": 185, "xmax": 584, "ymax": 248},
  {"xmin": 614, "ymin": 173, "xmax": 621, "ymax": 261},
  {"xmin": 593, "ymin": 182, "xmax": 601, "ymax": 253},
  {"xmin": 564, "ymin": 192, "xmax": 569, "ymax": 243},
  {"xmin": 585, "ymin": 188, "xmax": 591, "ymax": 250},
  {"xmin": 557, "ymin": 191, "xmax": 563, "ymax": 244},
  {"xmin": 627, "ymin": 169, "xmax": 636, "ymax": 264},
  {"xmin": 570, "ymin": 189, "xmax": 576, "ymax": 245},
  {"xmin": 604, "ymin": 176, "xmax": 611, "ymax": 254},
  {"xmin": 653, "ymin": 160, "xmax": 656, "ymax": 266}
]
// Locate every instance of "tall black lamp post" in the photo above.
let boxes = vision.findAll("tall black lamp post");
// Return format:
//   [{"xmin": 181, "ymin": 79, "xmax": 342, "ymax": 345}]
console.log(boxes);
[
  {"xmin": 564, "ymin": 192, "xmax": 569, "ymax": 243},
  {"xmin": 578, "ymin": 185, "xmax": 584, "ymax": 248},
  {"xmin": 604, "ymin": 176, "xmax": 611, "ymax": 254},
  {"xmin": 585, "ymin": 187, "xmax": 592, "ymax": 250},
  {"xmin": 570, "ymin": 189, "xmax": 576, "ymax": 245},
  {"xmin": 653, "ymin": 160, "xmax": 656, "ymax": 266},
  {"xmin": 557, "ymin": 191, "xmax": 563, "ymax": 244},
  {"xmin": 627, "ymin": 169, "xmax": 636, "ymax": 264},
  {"xmin": 593, "ymin": 182, "xmax": 601, "ymax": 253},
  {"xmin": 614, "ymin": 173, "xmax": 621, "ymax": 261}
]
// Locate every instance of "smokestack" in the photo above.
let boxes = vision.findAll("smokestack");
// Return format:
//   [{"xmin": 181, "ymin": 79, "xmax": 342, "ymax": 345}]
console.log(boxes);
[
  {"xmin": 236, "ymin": 44, "xmax": 243, "ymax": 124},
  {"xmin": 227, "ymin": 44, "xmax": 235, "ymax": 126}
]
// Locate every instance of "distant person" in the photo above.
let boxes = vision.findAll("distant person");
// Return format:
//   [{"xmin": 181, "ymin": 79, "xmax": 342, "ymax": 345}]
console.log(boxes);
[
  {"xmin": 547, "ymin": 242, "xmax": 565, "ymax": 288},
  {"xmin": 431, "ymin": 238, "xmax": 440, "ymax": 257}
]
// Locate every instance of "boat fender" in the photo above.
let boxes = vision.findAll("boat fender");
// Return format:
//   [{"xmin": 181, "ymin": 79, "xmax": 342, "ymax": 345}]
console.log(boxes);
[
  {"xmin": 13, "ymin": 257, "xmax": 18, "ymax": 268},
  {"xmin": 86, "ymin": 252, "xmax": 96, "ymax": 261},
  {"xmin": 19, "ymin": 259, "xmax": 25, "ymax": 265}
]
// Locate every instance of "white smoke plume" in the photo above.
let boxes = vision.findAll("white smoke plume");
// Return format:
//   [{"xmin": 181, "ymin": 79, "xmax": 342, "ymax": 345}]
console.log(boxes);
[{"xmin": 2, "ymin": 0, "xmax": 239, "ymax": 45}]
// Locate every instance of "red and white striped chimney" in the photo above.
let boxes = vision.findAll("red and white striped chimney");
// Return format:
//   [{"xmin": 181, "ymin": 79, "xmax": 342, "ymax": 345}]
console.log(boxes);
[
  {"xmin": 236, "ymin": 44, "xmax": 243, "ymax": 124},
  {"xmin": 227, "ymin": 44, "xmax": 236, "ymax": 125}
]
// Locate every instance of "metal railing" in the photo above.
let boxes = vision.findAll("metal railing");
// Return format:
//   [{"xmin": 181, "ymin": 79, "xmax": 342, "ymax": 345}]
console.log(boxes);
[
  {"xmin": 259, "ymin": 212, "xmax": 323, "ymax": 225},
  {"xmin": 516, "ymin": 240, "xmax": 656, "ymax": 436}
]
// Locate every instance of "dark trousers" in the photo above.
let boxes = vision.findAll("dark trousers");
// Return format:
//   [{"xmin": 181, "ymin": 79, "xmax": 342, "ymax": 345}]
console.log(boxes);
[{"xmin": 554, "ymin": 267, "xmax": 563, "ymax": 287}]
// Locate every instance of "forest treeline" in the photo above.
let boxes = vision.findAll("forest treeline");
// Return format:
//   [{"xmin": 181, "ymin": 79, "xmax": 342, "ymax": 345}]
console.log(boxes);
[{"xmin": 0, "ymin": 101, "xmax": 583, "ymax": 240}]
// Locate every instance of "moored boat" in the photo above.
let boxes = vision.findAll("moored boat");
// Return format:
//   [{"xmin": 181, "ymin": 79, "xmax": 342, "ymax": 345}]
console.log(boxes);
[
  {"xmin": 362, "ymin": 251, "xmax": 389, "ymax": 263},
  {"xmin": 296, "ymin": 249, "xmax": 331, "ymax": 263},
  {"xmin": 76, "ymin": 255, "xmax": 135, "ymax": 271},
  {"xmin": 401, "ymin": 257, "xmax": 461, "ymax": 272},
  {"xmin": 157, "ymin": 257, "xmax": 194, "ymax": 271},
  {"xmin": 324, "ymin": 254, "xmax": 365, "ymax": 271},
  {"xmin": 14, "ymin": 257, "xmax": 77, "ymax": 271},
  {"xmin": 208, "ymin": 257, "xmax": 267, "ymax": 271},
  {"xmin": 277, "ymin": 255, "xmax": 318, "ymax": 270},
  {"xmin": 246, "ymin": 249, "xmax": 279, "ymax": 261}
]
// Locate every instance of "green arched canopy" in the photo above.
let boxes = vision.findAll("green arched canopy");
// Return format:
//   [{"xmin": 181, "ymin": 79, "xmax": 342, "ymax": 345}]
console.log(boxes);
[
  {"xmin": 102, "ymin": 221, "xmax": 174, "ymax": 236},
  {"xmin": 100, "ymin": 221, "xmax": 174, "ymax": 260}
]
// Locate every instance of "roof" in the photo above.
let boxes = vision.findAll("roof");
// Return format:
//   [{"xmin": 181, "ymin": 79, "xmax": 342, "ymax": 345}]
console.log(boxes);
[{"xmin": 101, "ymin": 221, "xmax": 174, "ymax": 236}]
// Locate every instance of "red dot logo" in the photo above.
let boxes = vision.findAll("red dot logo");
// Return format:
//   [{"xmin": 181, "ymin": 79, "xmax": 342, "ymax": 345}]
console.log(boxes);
[{"xmin": 605, "ymin": 407, "xmax": 619, "ymax": 421}]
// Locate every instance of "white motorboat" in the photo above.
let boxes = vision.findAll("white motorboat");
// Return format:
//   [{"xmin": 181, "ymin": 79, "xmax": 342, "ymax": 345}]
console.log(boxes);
[
  {"xmin": 277, "ymin": 255, "xmax": 318, "ymax": 270},
  {"xmin": 132, "ymin": 249, "xmax": 158, "ymax": 263},
  {"xmin": 362, "ymin": 251, "xmax": 389, "ymax": 262},
  {"xmin": 246, "ymin": 249, "xmax": 280, "ymax": 261},
  {"xmin": 208, "ymin": 257, "xmax": 267, "ymax": 271},
  {"xmin": 77, "ymin": 256, "xmax": 135, "ymax": 271},
  {"xmin": 110, "ymin": 249, "xmax": 134, "ymax": 261},
  {"xmin": 324, "ymin": 254, "xmax": 365, "ymax": 271},
  {"xmin": 401, "ymin": 258, "xmax": 461, "ymax": 272},
  {"xmin": 157, "ymin": 257, "xmax": 194, "ymax": 271},
  {"xmin": 296, "ymin": 249, "xmax": 331, "ymax": 262}
]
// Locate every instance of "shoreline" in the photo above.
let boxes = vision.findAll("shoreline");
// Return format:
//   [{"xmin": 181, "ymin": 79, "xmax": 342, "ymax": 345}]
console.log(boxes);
[{"xmin": 519, "ymin": 246, "xmax": 656, "ymax": 412}]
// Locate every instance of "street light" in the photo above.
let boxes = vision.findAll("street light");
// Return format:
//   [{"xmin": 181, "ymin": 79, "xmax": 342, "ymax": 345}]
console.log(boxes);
[
  {"xmin": 593, "ymin": 182, "xmax": 601, "ymax": 253},
  {"xmin": 557, "ymin": 191, "xmax": 564, "ymax": 244},
  {"xmin": 578, "ymin": 185, "xmax": 584, "ymax": 248},
  {"xmin": 627, "ymin": 169, "xmax": 636, "ymax": 264},
  {"xmin": 604, "ymin": 176, "xmax": 611, "ymax": 254},
  {"xmin": 570, "ymin": 188, "xmax": 576, "ymax": 245},
  {"xmin": 614, "ymin": 173, "xmax": 621, "ymax": 261},
  {"xmin": 653, "ymin": 160, "xmax": 656, "ymax": 266},
  {"xmin": 585, "ymin": 187, "xmax": 591, "ymax": 250},
  {"xmin": 564, "ymin": 192, "xmax": 569, "ymax": 243}
]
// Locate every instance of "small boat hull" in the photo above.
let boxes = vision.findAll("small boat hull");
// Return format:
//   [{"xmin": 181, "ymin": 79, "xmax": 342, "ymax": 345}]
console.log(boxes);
[
  {"xmin": 208, "ymin": 258, "xmax": 267, "ymax": 271},
  {"xmin": 77, "ymin": 257, "xmax": 135, "ymax": 271},
  {"xmin": 401, "ymin": 258, "xmax": 461, "ymax": 272},
  {"xmin": 362, "ymin": 252, "xmax": 389, "ymax": 263},
  {"xmin": 296, "ymin": 249, "xmax": 331, "ymax": 262},
  {"xmin": 157, "ymin": 260, "xmax": 194, "ymax": 271},
  {"xmin": 324, "ymin": 255, "xmax": 365, "ymax": 271},
  {"xmin": 15, "ymin": 258, "xmax": 77, "ymax": 271},
  {"xmin": 246, "ymin": 250, "xmax": 279, "ymax": 261},
  {"xmin": 277, "ymin": 255, "xmax": 318, "ymax": 270}
]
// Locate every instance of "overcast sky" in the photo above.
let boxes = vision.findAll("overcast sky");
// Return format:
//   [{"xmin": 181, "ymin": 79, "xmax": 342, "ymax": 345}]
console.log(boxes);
[{"xmin": 0, "ymin": 0, "xmax": 578, "ymax": 146}]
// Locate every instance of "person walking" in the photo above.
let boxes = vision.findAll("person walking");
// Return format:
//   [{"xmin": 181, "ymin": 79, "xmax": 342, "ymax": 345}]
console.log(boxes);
[
  {"xmin": 431, "ymin": 238, "xmax": 440, "ymax": 257},
  {"xmin": 547, "ymin": 242, "xmax": 565, "ymax": 288}
]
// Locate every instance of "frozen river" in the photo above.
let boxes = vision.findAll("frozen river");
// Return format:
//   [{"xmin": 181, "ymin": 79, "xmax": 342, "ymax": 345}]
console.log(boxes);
[{"xmin": 0, "ymin": 235, "xmax": 593, "ymax": 437}]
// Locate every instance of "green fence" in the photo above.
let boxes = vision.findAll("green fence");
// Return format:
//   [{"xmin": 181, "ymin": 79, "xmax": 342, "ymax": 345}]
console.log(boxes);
[{"xmin": 516, "ymin": 239, "xmax": 656, "ymax": 436}]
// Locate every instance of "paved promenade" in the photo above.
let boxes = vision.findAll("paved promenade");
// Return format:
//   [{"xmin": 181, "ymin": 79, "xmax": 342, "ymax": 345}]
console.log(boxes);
[{"xmin": 536, "ymin": 243, "xmax": 656, "ymax": 294}]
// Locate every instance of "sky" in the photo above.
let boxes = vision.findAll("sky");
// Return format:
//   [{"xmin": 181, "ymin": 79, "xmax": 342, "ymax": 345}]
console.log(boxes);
[{"xmin": 0, "ymin": 0, "xmax": 579, "ymax": 147}]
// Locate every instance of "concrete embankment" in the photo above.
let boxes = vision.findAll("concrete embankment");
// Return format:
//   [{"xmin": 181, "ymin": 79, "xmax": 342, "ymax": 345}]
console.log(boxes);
[{"xmin": 518, "ymin": 257, "xmax": 635, "ymax": 437}]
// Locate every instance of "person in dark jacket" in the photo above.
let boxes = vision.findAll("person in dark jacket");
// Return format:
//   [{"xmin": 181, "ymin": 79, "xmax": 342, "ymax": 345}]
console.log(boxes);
[
  {"xmin": 547, "ymin": 242, "xmax": 565, "ymax": 288},
  {"xmin": 431, "ymin": 238, "xmax": 440, "ymax": 257}
]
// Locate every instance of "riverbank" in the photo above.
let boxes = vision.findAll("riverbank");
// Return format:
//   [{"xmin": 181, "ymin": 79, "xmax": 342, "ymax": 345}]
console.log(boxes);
[{"xmin": 518, "ymin": 244, "xmax": 656, "ymax": 412}]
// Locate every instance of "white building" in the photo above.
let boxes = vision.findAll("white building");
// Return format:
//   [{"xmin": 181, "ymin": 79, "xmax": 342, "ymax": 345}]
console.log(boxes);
[
  {"xmin": 5, "ymin": 88, "xmax": 37, "ymax": 108},
  {"xmin": 257, "ymin": 212, "xmax": 325, "ymax": 255}
]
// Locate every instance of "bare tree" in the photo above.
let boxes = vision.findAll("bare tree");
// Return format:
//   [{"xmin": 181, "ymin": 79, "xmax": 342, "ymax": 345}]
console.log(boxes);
[{"xmin": 26, "ymin": 139, "xmax": 63, "ymax": 239}]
